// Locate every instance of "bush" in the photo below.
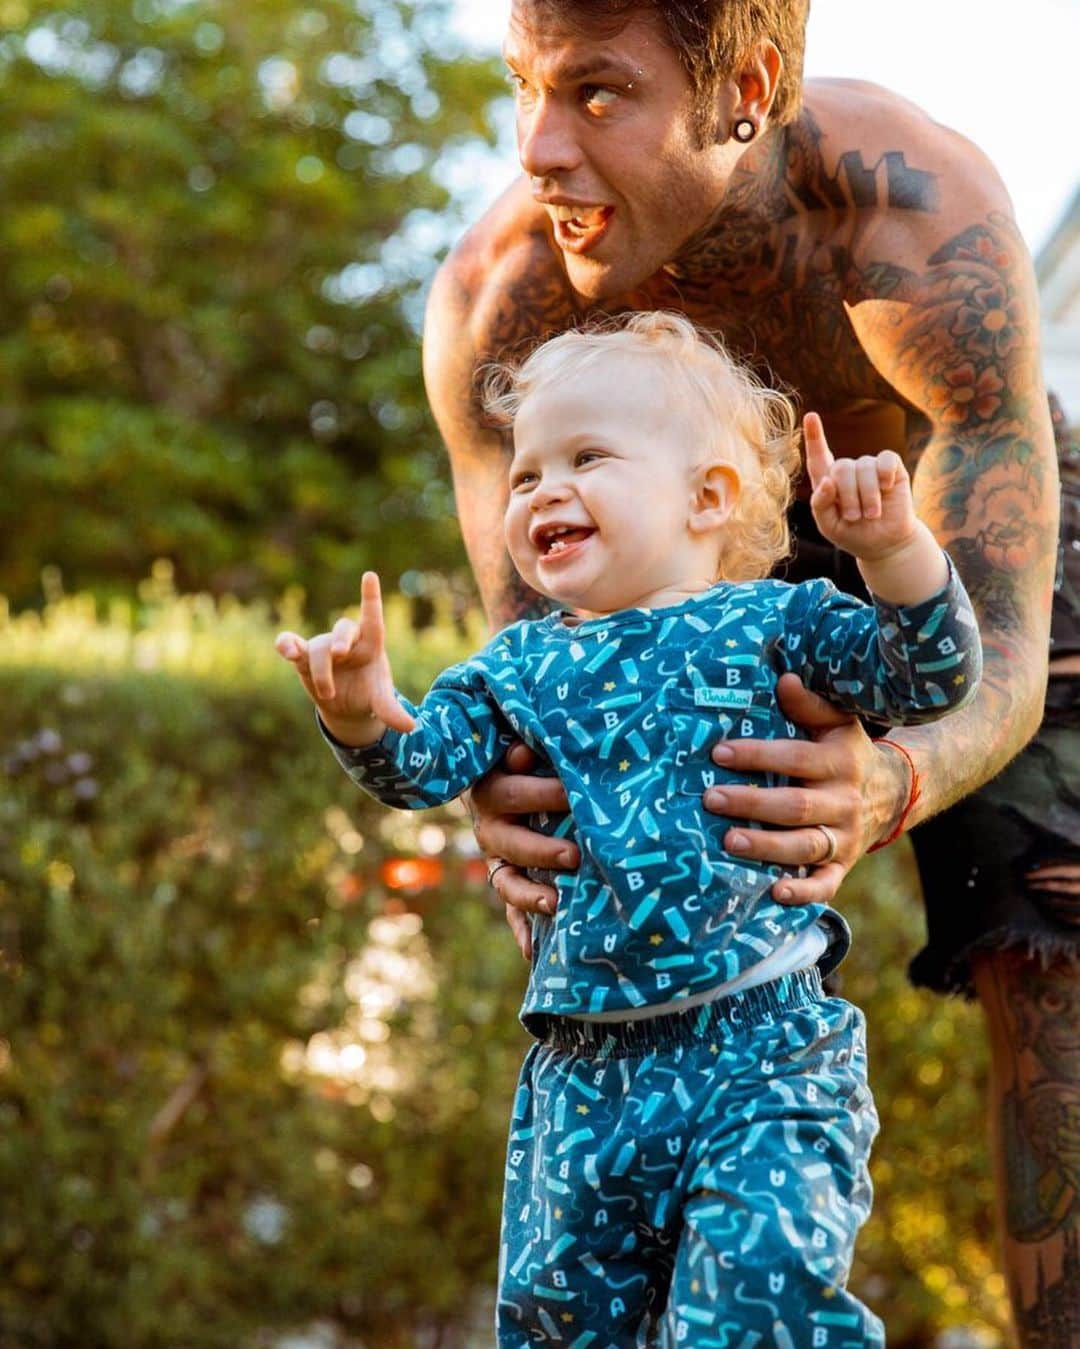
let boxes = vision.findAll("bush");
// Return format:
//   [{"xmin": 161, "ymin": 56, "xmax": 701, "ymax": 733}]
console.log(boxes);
[
  {"xmin": 0, "ymin": 580, "xmax": 523, "ymax": 1348},
  {"xmin": 0, "ymin": 585, "xmax": 1007, "ymax": 1346}
]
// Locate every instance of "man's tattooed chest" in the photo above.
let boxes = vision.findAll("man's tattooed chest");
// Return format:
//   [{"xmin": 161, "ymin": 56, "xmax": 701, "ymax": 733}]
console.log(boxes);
[
  {"xmin": 480, "ymin": 241, "xmax": 903, "ymax": 418},
  {"xmin": 675, "ymin": 285, "xmax": 898, "ymax": 410},
  {"xmin": 647, "ymin": 221, "xmax": 910, "ymax": 409}
]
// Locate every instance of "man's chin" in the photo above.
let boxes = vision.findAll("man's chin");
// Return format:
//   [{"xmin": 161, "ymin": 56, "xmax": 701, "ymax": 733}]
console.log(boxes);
[{"xmin": 562, "ymin": 251, "xmax": 646, "ymax": 303}]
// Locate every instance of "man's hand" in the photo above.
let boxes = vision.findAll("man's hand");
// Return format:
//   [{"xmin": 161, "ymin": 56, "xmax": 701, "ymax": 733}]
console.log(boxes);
[
  {"xmin": 704, "ymin": 674, "xmax": 910, "ymax": 905},
  {"xmin": 468, "ymin": 742, "xmax": 578, "ymax": 960}
]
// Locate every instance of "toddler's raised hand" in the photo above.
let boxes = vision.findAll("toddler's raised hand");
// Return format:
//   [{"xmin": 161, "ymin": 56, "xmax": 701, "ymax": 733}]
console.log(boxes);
[
  {"xmin": 804, "ymin": 412, "xmax": 917, "ymax": 561},
  {"xmin": 275, "ymin": 571, "xmax": 416, "ymax": 745}
]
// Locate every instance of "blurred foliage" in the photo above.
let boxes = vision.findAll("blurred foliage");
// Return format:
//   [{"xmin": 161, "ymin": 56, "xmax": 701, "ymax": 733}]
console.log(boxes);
[
  {"xmin": 0, "ymin": 585, "xmax": 1010, "ymax": 1347},
  {"xmin": 0, "ymin": 578, "xmax": 521, "ymax": 1348},
  {"xmin": 0, "ymin": 0, "xmax": 504, "ymax": 618},
  {"xmin": 842, "ymin": 845, "xmax": 1007, "ymax": 1344}
]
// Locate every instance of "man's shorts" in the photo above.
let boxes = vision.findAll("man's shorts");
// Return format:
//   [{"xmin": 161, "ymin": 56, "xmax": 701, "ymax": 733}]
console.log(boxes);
[
  {"xmin": 909, "ymin": 676, "xmax": 1080, "ymax": 997},
  {"xmin": 497, "ymin": 967, "xmax": 884, "ymax": 1348}
]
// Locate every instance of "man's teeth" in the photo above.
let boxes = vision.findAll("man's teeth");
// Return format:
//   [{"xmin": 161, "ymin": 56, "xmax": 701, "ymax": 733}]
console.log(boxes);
[{"xmin": 554, "ymin": 204, "xmax": 606, "ymax": 226}]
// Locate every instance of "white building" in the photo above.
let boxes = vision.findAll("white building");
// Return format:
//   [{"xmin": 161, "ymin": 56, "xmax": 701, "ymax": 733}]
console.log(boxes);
[{"xmin": 1037, "ymin": 186, "xmax": 1080, "ymax": 418}]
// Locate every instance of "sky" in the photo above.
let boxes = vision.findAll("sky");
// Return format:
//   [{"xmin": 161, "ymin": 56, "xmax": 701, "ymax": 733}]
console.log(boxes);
[{"xmin": 448, "ymin": 0, "xmax": 1080, "ymax": 257}]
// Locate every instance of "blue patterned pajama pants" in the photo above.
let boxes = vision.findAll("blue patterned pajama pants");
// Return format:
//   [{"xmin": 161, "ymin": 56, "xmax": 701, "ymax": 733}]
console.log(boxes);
[{"xmin": 498, "ymin": 969, "xmax": 884, "ymax": 1348}]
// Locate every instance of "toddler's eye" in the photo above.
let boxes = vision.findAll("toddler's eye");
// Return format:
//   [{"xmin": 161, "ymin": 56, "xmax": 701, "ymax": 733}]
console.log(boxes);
[
  {"xmin": 575, "ymin": 449, "xmax": 603, "ymax": 467},
  {"xmin": 510, "ymin": 470, "xmax": 537, "ymax": 491}
]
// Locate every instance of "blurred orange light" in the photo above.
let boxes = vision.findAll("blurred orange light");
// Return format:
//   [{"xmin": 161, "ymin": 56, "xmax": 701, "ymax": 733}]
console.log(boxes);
[
  {"xmin": 380, "ymin": 857, "xmax": 443, "ymax": 892},
  {"xmin": 463, "ymin": 858, "xmax": 489, "ymax": 888}
]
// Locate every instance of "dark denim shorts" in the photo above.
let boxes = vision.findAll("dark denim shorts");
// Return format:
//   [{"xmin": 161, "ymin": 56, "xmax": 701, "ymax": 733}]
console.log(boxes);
[{"xmin": 908, "ymin": 676, "xmax": 1080, "ymax": 997}]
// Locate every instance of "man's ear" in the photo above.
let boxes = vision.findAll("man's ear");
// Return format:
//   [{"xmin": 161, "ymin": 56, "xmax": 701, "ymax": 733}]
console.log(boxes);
[
  {"xmin": 689, "ymin": 461, "xmax": 741, "ymax": 534},
  {"xmin": 732, "ymin": 39, "xmax": 782, "ymax": 125}
]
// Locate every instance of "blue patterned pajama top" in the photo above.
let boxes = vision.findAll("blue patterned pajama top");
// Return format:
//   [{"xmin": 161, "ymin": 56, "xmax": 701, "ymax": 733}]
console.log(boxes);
[{"xmin": 326, "ymin": 562, "xmax": 980, "ymax": 1032}]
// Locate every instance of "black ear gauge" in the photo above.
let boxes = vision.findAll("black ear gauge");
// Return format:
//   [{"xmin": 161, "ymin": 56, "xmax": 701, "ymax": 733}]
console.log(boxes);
[{"xmin": 732, "ymin": 118, "xmax": 757, "ymax": 143}]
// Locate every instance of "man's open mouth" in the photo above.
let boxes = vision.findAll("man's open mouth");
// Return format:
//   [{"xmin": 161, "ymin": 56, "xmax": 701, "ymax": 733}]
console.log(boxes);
[{"xmin": 550, "ymin": 204, "xmax": 613, "ymax": 251}]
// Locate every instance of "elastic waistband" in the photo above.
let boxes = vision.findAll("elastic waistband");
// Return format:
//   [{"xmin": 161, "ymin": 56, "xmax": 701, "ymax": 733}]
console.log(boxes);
[{"xmin": 534, "ymin": 965, "xmax": 825, "ymax": 1059}]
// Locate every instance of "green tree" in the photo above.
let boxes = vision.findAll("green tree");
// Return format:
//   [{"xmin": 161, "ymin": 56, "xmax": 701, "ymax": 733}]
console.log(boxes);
[{"xmin": 0, "ymin": 0, "xmax": 503, "ymax": 617}]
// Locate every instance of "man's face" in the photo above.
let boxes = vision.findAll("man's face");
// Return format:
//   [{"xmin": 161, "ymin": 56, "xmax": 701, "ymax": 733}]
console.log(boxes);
[{"xmin": 504, "ymin": 1, "xmax": 732, "ymax": 300}]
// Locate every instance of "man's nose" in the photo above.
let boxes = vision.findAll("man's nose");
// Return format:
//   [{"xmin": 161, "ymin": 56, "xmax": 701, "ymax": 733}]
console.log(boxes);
[{"xmin": 517, "ymin": 96, "xmax": 582, "ymax": 180}]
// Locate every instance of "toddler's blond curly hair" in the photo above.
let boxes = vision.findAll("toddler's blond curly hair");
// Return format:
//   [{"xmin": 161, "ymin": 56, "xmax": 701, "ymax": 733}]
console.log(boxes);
[{"xmin": 481, "ymin": 311, "xmax": 801, "ymax": 583}]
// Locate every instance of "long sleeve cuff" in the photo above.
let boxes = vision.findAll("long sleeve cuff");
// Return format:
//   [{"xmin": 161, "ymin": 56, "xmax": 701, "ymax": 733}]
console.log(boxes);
[
  {"xmin": 869, "ymin": 551, "xmax": 982, "ymax": 716},
  {"xmin": 316, "ymin": 705, "xmax": 412, "ymax": 779}
]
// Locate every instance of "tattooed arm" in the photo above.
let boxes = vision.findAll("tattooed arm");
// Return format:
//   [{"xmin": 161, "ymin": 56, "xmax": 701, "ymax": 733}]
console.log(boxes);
[
  {"xmin": 424, "ymin": 206, "xmax": 579, "ymax": 943},
  {"xmin": 424, "ymin": 260, "xmax": 542, "ymax": 630},
  {"xmin": 705, "ymin": 139, "xmax": 1058, "ymax": 902},
  {"xmin": 424, "ymin": 196, "xmax": 574, "ymax": 630},
  {"xmin": 846, "ymin": 208, "xmax": 1059, "ymax": 822}
]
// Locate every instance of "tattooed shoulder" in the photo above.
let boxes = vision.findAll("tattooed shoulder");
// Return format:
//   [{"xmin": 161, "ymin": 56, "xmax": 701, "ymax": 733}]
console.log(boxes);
[
  {"xmin": 472, "ymin": 234, "xmax": 579, "ymax": 365},
  {"xmin": 424, "ymin": 218, "xmax": 564, "ymax": 629}
]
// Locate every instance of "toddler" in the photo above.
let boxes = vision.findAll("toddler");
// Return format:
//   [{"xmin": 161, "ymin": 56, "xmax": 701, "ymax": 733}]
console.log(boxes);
[{"xmin": 277, "ymin": 312, "xmax": 981, "ymax": 1347}]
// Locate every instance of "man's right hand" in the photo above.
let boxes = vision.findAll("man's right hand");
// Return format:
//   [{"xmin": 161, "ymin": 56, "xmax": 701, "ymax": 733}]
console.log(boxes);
[{"xmin": 468, "ymin": 742, "xmax": 578, "ymax": 961}]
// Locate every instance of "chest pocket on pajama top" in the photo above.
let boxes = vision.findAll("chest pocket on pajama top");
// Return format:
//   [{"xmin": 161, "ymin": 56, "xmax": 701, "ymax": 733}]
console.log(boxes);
[{"xmin": 665, "ymin": 682, "xmax": 782, "ymax": 801}]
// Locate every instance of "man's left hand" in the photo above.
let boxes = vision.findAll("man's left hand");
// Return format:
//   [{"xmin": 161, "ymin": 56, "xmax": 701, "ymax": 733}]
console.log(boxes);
[{"xmin": 702, "ymin": 673, "xmax": 908, "ymax": 905}]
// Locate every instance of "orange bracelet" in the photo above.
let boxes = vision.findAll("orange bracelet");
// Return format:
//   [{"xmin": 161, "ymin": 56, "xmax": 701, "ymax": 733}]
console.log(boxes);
[{"xmin": 867, "ymin": 739, "xmax": 922, "ymax": 852}]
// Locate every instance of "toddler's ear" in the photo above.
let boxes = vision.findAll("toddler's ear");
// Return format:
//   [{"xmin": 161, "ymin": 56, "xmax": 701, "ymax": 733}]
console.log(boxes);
[{"xmin": 689, "ymin": 461, "xmax": 741, "ymax": 534}]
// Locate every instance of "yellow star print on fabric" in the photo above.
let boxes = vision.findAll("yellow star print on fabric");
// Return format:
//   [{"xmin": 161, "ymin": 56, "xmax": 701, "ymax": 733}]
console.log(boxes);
[
  {"xmin": 576, "ymin": 1104, "xmax": 590, "ymax": 1115},
  {"xmin": 561, "ymin": 1313, "xmax": 575, "ymax": 1324},
  {"xmin": 953, "ymin": 674, "xmax": 966, "ymax": 686},
  {"xmin": 649, "ymin": 934, "xmax": 663, "ymax": 946},
  {"xmin": 603, "ymin": 681, "xmax": 616, "ymax": 691},
  {"xmin": 725, "ymin": 639, "xmax": 738, "ymax": 648},
  {"xmin": 618, "ymin": 759, "xmax": 630, "ymax": 772}
]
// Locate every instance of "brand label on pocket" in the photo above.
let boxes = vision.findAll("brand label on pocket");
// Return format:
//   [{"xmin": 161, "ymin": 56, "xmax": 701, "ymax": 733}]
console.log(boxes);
[{"xmin": 692, "ymin": 687, "xmax": 755, "ymax": 709}]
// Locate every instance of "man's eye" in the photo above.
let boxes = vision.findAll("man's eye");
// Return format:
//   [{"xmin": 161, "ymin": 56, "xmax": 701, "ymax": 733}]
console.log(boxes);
[{"xmin": 581, "ymin": 85, "xmax": 618, "ymax": 112}]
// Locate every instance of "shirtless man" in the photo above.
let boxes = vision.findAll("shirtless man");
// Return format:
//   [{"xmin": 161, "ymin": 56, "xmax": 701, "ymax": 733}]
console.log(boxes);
[{"xmin": 422, "ymin": 1, "xmax": 1071, "ymax": 1336}]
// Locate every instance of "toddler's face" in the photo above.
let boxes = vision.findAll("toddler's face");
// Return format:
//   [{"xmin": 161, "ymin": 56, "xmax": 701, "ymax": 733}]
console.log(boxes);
[{"xmin": 504, "ymin": 354, "xmax": 716, "ymax": 615}]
